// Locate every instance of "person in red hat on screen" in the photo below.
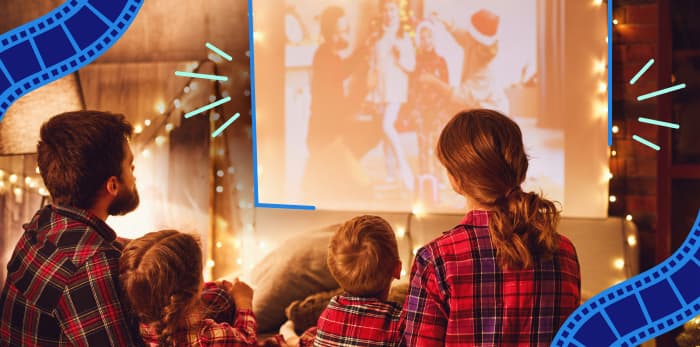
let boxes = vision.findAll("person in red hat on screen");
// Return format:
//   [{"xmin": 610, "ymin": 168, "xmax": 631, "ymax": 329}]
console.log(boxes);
[{"xmin": 421, "ymin": 8, "xmax": 509, "ymax": 114}]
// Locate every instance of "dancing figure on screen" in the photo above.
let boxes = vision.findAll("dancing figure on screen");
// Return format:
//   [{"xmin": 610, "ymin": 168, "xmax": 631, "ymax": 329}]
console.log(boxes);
[
  {"xmin": 421, "ymin": 9, "xmax": 509, "ymax": 114},
  {"xmin": 366, "ymin": 0, "xmax": 416, "ymax": 192}
]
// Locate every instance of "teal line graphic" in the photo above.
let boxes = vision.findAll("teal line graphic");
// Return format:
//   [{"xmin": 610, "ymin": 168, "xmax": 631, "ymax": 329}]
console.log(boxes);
[
  {"xmin": 638, "ymin": 117, "xmax": 680, "ymax": 129},
  {"xmin": 554, "ymin": 210, "xmax": 700, "ymax": 346},
  {"xmin": 632, "ymin": 135, "xmax": 661, "ymax": 151},
  {"xmin": 211, "ymin": 113, "xmax": 240, "ymax": 138},
  {"xmin": 637, "ymin": 83, "xmax": 687, "ymax": 101},
  {"xmin": 630, "ymin": 59, "xmax": 655, "ymax": 85},
  {"xmin": 205, "ymin": 42, "xmax": 232, "ymax": 61},
  {"xmin": 184, "ymin": 96, "xmax": 231, "ymax": 119},
  {"xmin": 175, "ymin": 71, "xmax": 228, "ymax": 82}
]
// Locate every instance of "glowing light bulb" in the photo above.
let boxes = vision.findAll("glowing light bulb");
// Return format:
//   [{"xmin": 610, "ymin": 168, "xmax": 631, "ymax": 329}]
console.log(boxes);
[
  {"xmin": 134, "ymin": 125, "xmax": 143, "ymax": 134},
  {"xmin": 609, "ymin": 195, "xmax": 617, "ymax": 203},
  {"xmin": 184, "ymin": 86, "xmax": 191, "ymax": 94},
  {"xmin": 206, "ymin": 259, "xmax": 215, "ymax": 268},
  {"xmin": 598, "ymin": 82, "xmax": 607, "ymax": 93},
  {"xmin": 216, "ymin": 241, "xmax": 223, "ymax": 248},
  {"xmin": 216, "ymin": 186, "xmax": 223, "ymax": 193},
  {"xmin": 9, "ymin": 174, "xmax": 17, "ymax": 184},
  {"xmin": 155, "ymin": 136, "xmax": 166, "ymax": 146},
  {"xmin": 144, "ymin": 119, "xmax": 151, "ymax": 127},
  {"xmin": 24, "ymin": 177, "xmax": 31, "ymax": 185},
  {"xmin": 396, "ymin": 226, "xmax": 406, "ymax": 239},
  {"xmin": 400, "ymin": 269, "xmax": 407, "ymax": 277},
  {"xmin": 627, "ymin": 235, "xmax": 637, "ymax": 247},
  {"xmin": 613, "ymin": 258, "xmax": 625, "ymax": 270},
  {"xmin": 612, "ymin": 125, "xmax": 620, "ymax": 134},
  {"xmin": 412, "ymin": 204, "xmax": 425, "ymax": 217},
  {"xmin": 174, "ymin": 99, "xmax": 182, "ymax": 108},
  {"xmin": 626, "ymin": 214, "xmax": 633, "ymax": 222},
  {"xmin": 35, "ymin": 166, "xmax": 40, "ymax": 174},
  {"xmin": 611, "ymin": 150, "xmax": 617, "ymax": 157},
  {"xmin": 156, "ymin": 102, "xmax": 166, "ymax": 114},
  {"xmin": 142, "ymin": 149, "xmax": 151, "ymax": 158},
  {"xmin": 165, "ymin": 123, "xmax": 174, "ymax": 132},
  {"xmin": 613, "ymin": 19, "xmax": 619, "ymax": 25}
]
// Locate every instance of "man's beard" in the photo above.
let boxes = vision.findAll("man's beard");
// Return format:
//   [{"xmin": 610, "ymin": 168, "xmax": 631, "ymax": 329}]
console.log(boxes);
[{"xmin": 108, "ymin": 185, "xmax": 140, "ymax": 216}]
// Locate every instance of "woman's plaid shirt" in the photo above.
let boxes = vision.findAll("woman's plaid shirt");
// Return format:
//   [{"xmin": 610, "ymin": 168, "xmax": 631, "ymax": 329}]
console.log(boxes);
[{"xmin": 403, "ymin": 210, "xmax": 581, "ymax": 346}]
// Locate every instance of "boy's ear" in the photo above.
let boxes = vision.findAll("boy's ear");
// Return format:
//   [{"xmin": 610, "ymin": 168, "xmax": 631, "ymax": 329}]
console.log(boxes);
[{"xmin": 393, "ymin": 261, "xmax": 402, "ymax": 280}]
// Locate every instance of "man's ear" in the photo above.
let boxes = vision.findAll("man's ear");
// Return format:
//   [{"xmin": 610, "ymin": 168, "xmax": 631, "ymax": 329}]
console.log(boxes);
[
  {"xmin": 393, "ymin": 260, "xmax": 402, "ymax": 280},
  {"xmin": 105, "ymin": 176, "xmax": 119, "ymax": 197}
]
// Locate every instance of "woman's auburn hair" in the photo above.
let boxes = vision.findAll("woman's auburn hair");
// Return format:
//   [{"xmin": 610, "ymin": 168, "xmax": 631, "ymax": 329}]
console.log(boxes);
[{"xmin": 436, "ymin": 109, "xmax": 561, "ymax": 270}]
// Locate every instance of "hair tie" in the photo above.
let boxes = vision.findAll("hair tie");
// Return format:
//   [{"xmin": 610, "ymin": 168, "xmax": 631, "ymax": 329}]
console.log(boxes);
[{"xmin": 505, "ymin": 186, "xmax": 522, "ymax": 200}]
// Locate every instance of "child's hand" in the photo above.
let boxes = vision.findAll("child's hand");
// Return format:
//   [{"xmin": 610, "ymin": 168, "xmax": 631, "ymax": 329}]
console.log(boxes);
[{"xmin": 231, "ymin": 279, "xmax": 254, "ymax": 311}]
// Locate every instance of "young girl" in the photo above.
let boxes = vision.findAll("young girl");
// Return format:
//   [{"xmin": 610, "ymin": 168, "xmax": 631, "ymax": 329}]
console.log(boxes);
[
  {"xmin": 119, "ymin": 230, "xmax": 258, "ymax": 346},
  {"xmin": 404, "ymin": 109, "xmax": 581, "ymax": 346}
]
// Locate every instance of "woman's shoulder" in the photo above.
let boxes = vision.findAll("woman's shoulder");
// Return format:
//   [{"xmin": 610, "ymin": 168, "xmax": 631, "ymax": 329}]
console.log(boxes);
[{"xmin": 420, "ymin": 224, "xmax": 484, "ymax": 261}]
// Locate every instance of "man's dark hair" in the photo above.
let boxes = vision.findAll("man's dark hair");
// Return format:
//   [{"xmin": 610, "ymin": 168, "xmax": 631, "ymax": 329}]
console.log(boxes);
[
  {"xmin": 37, "ymin": 111, "xmax": 133, "ymax": 209},
  {"xmin": 320, "ymin": 6, "xmax": 345, "ymax": 41}
]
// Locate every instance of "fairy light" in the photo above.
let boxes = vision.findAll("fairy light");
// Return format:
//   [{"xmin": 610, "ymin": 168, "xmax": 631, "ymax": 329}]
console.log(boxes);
[
  {"xmin": 184, "ymin": 86, "xmax": 191, "ymax": 94},
  {"xmin": 134, "ymin": 124, "xmax": 143, "ymax": 134},
  {"xmin": 155, "ymin": 136, "xmax": 166, "ymax": 146},
  {"xmin": 144, "ymin": 119, "xmax": 151, "ymax": 127},
  {"xmin": 609, "ymin": 195, "xmax": 617, "ymax": 203},
  {"xmin": 35, "ymin": 166, "xmax": 40, "ymax": 174},
  {"xmin": 156, "ymin": 101, "xmax": 166, "ymax": 114},
  {"xmin": 165, "ymin": 123, "xmax": 174, "ymax": 132},
  {"xmin": 24, "ymin": 177, "xmax": 31, "ymax": 185},
  {"xmin": 396, "ymin": 226, "xmax": 406, "ymax": 239},
  {"xmin": 627, "ymin": 235, "xmax": 637, "ymax": 247},
  {"xmin": 216, "ymin": 241, "xmax": 223, "ymax": 248},
  {"xmin": 612, "ymin": 125, "xmax": 620, "ymax": 134},
  {"xmin": 626, "ymin": 214, "xmax": 633, "ymax": 222},
  {"xmin": 9, "ymin": 174, "xmax": 17, "ymax": 184},
  {"xmin": 216, "ymin": 186, "xmax": 223, "ymax": 193},
  {"xmin": 217, "ymin": 170, "xmax": 224, "ymax": 177},
  {"xmin": 174, "ymin": 99, "xmax": 182, "ymax": 109},
  {"xmin": 206, "ymin": 259, "xmax": 215, "ymax": 268},
  {"xmin": 613, "ymin": 19, "xmax": 619, "ymax": 25},
  {"xmin": 613, "ymin": 258, "xmax": 625, "ymax": 270}
]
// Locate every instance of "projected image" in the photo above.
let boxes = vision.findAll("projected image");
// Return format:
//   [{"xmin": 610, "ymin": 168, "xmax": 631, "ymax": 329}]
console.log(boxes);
[{"xmin": 268, "ymin": 0, "xmax": 563, "ymax": 211}]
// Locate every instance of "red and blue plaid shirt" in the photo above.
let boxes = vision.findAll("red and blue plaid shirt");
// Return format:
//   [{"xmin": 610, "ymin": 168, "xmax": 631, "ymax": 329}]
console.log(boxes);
[
  {"xmin": 298, "ymin": 295, "xmax": 404, "ymax": 347},
  {"xmin": 0, "ymin": 205, "xmax": 142, "ymax": 346},
  {"xmin": 138, "ymin": 282, "xmax": 258, "ymax": 346},
  {"xmin": 403, "ymin": 210, "xmax": 581, "ymax": 346}
]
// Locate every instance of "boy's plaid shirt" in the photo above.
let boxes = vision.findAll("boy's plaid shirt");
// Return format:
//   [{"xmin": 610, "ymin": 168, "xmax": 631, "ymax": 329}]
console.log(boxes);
[
  {"xmin": 138, "ymin": 282, "xmax": 258, "ymax": 346},
  {"xmin": 299, "ymin": 295, "xmax": 404, "ymax": 347},
  {"xmin": 0, "ymin": 205, "xmax": 142, "ymax": 346},
  {"xmin": 403, "ymin": 210, "xmax": 581, "ymax": 346}
]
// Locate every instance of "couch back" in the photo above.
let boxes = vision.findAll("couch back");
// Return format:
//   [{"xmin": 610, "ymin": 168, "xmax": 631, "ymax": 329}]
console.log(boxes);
[{"xmin": 254, "ymin": 209, "xmax": 639, "ymax": 301}]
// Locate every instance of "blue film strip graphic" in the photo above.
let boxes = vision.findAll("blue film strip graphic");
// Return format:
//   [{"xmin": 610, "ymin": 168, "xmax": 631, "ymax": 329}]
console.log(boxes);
[
  {"xmin": 554, "ymin": 210, "xmax": 700, "ymax": 346},
  {"xmin": 0, "ymin": 0, "xmax": 143, "ymax": 121}
]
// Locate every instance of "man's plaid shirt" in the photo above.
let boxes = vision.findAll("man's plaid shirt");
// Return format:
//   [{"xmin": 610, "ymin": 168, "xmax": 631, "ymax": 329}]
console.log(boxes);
[
  {"xmin": 0, "ymin": 205, "xmax": 142, "ymax": 346},
  {"xmin": 299, "ymin": 295, "xmax": 404, "ymax": 347},
  {"xmin": 403, "ymin": 210, "xmax": 581, "ymax": 346}
]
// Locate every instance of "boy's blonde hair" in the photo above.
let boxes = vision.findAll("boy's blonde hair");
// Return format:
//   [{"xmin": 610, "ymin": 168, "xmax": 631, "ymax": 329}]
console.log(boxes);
[{"xmin": 327, "ymin": 215, "xmax": 400, "ymax": 298}]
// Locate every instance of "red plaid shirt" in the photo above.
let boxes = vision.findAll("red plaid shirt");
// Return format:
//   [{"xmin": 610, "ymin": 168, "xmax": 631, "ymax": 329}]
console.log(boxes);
[
  {"xmin": 298, "ymin": 295, "xmax": 404, "ymax": 347},
  {"xmin": 0, "ymin": 205, "xmax": 142, "ymax": 346},
  {"xmin": 138, "ymin": 282, "xmax": 258, "ymax": 346},
  {"xmin": 404, "ymin": 210, "xmax": 581, "ymax": 346}
]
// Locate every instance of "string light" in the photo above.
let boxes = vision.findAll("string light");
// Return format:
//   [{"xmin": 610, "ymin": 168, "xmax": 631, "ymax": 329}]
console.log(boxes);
[
  {"xmin": 217, "ymin": 170, "xmax": 224, "ymax": 177},
  {"xmin": 612, "ymin": 125, "xmax": 620, "ymax": 134},
  {"xmin": 627, "ymin": 235, "xmax": 637, "ymax": 247},
  {"xmin": 228, "ymin": 166, "xmax": 235, "ymax": 174},
  {"xmin": 174, "ymin": 99, "xmax": 182, "ymax": 109},
  {"xmin": 212, "ymin": 113, "xmax": 221, "ymax": 121},
  {"xmin": 216, "ymin": 241, "xmax": 223, "ymax": 248},
  {"xmin": 613, "ymin": 19, "xmax": 619, "ymax": 25},
  {"xmin": 396, "ymin": 226, "xmax": 406, "ymax": 239},
  {"xmin": 165, "ymin": 123, "xmax": 174, "ymax": 132},
  {"xmin": 609, "ymin": 195, "xmax": 617, "ymax": 203},
  {"xmin": 209, "ymin": 95, "xmax": 217, "ymax": 102},
  {"xmin": 184, "ymin": 86, "xmax": 191, "ymax": 94},
  {"xmin": 144, "ymin": 119, "xmax": 151, "ymax": 127},
  {"xmin": 626, "ymin": 214, "xmax": 633, "ymax": 221},
  {"xmin": 611, "ymin": 149, "xmax": 617, "ymax": 157},
  {"xmin": 9, "ymin": 174, "xmax": 17, "ymax": 184},
  {"xmin": 134, "ymin": 124, "xmax": 143, "ymax": 134},
  {"xmin": 35, "ymin": 166, "xmax": 40, "ymax": 174},
  {"xmin": 613, "ymin": 258, "xmax": 625, "ymax": 270},
  {"xmin": 216, "ymin": 186, "xmax": 223, "ymax": 193},
  {"xmin": 155, "ymin": 136, "xmax": 166, "ymax": 146},
  {"xmin": 24, "ymin": 177, "xmax": 31, "ymax": 185},
  {"xmin": 206, "ymin": 259, "xmax": 215, "ymax": 268},
  {"xmin": 156, "ymin": 102, "xmax": 166, "ymax": 114}
]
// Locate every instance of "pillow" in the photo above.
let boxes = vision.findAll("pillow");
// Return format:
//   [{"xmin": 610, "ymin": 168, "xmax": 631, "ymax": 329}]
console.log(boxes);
[{"xmin": 250, "ymin": 225, "xmax": 340, "ymax": 332}]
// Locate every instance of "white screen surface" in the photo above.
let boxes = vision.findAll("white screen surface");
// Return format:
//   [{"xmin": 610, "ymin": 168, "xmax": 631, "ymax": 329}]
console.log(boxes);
[{"xmin": 252, "ymin": 0, "xmax": 609, "ymax": 217}]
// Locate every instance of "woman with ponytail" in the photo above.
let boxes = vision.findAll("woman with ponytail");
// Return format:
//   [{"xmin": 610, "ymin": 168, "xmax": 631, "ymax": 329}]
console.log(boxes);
[
  {"xmin": 119, "ymin": 230, "xmax": 259, "ymax": 346},
  {"xmin": 403, "ymin": 109, "xmax": 581, "ymax": 346}
]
